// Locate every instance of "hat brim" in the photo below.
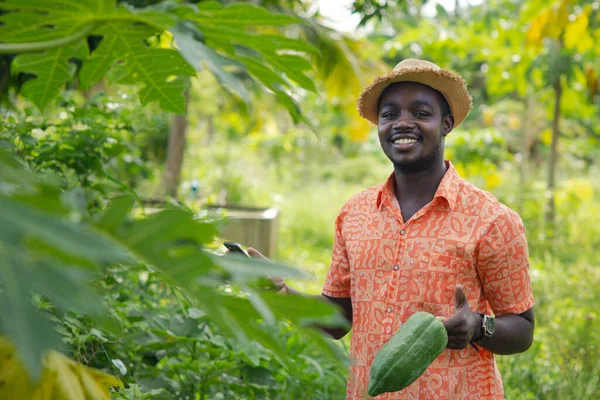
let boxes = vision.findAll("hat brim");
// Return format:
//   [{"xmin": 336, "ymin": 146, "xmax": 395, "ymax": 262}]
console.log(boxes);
[{"xmin": 357, "ymin": 66, "xmax": 473, "ymax": 128}]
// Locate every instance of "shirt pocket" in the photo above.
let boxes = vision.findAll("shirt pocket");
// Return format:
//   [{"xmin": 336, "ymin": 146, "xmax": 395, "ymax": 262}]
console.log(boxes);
[{"xmin": 419, "ymin": 252, "xmax": 476, "ymax": 317}]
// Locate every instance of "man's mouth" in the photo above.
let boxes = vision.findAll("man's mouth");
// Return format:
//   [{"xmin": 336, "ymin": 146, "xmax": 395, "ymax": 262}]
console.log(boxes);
[
  {"xmin": 390, "ymin": 134, "xmax": 420, "ymax": 151},
  {"xmin": 393, "ymin": 138, "xmax": 418, "ymax": 145}
]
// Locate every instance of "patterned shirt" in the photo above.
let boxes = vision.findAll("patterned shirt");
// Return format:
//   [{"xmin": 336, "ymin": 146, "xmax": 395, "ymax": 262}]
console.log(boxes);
[{"xmin": 322, "ymin": 161, "xmax": 534, "ymax": 399}]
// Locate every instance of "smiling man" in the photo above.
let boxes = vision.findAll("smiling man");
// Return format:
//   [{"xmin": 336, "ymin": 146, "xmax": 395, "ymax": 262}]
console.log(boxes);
[{"xmin": 246, "ymin": 59, "xmax": 535, "ymax": 399}]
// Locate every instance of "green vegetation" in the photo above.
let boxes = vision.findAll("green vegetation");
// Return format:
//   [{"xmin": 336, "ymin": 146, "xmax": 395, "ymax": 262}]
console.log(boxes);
[{"xmin": 1, "ymin": 0, "xmax": 599, "ymax": 399}]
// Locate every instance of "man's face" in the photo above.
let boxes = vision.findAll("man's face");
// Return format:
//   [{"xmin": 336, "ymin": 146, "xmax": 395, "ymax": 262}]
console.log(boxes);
[{"xmin": 377, "ymin": 82, "xmax": 453, "ymax": 173}]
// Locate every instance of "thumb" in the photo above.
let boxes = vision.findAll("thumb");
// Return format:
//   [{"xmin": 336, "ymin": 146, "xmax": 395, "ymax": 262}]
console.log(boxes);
[
  {"xmin": 454, "ymin": 284, "xmax": 468, "ymax": 311},
  {"xmin": 247, "ymin": 247, "xmax": 267, "ymax": 260}
]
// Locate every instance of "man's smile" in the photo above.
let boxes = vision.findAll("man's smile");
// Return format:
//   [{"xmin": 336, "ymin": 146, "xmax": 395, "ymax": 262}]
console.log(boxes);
[{"xmin": 390, "ymin": 133, "xmax": 421, "ymax": 151}]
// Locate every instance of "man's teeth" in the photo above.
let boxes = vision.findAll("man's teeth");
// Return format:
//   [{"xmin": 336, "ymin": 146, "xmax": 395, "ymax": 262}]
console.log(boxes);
[{"xmin": 394, "ymin": 138, "xmax": 418, "ymax": 144}]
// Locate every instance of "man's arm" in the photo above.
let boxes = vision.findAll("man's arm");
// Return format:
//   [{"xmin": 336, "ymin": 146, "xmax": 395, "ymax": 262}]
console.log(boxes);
[
  {"xmin": 443, "ymin": 285, "xmax": 534, "ymax": 354},
  {"xmin": 244, "ymin": 248, "xmax": 353, "ymax": 340},
  {"xmin": 274, "ymin": 284, "xmax": 353, "ymax": 340}
]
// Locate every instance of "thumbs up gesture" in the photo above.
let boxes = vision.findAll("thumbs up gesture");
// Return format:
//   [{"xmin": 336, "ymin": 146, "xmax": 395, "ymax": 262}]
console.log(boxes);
[{"xmin": 443, "ymin": 285, "xmax": 482, "ymax": 349}]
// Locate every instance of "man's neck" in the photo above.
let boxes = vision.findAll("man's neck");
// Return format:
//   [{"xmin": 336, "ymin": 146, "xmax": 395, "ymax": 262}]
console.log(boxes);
[{"xmin": 393, "ymin": 160, "xmax": 448, "ymax": 206}]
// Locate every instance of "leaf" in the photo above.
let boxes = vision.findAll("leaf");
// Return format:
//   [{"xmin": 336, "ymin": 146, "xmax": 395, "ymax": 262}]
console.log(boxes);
[
  {"xmin": 79, "ymin": 23, "xmax": 156, "ymax": 90},
  {"xmin": 0, "ymin": 1, "xmax": 112, "ymax": 110},
  {"xmin": 197, "ymin": 2, "xmax": 301, "ymax": 27},
  {"xmin": 29, "ymin": 261, "xmax": 112, "ymax": 329},
  {"xmin": 0, "ymin": 244, "xmax": 61, "ymax": 381},
  {"xmin": 123, "ymin": 209, "xmax": 217, "ymax": 251},
  {"xmin": 11, "ymin": 42, "xmax": 88, "ymax": 110},
  {"xmin": 81, "ymin": 21, "xmax": 196, "ymax": 113},
  {"xmin": 198, "ymin": 24, "xmax": 318, "ymax": 56},
  {"xmin": 264, "ymin": 54, "xmax": 316, "ymax": 92},
  {"xmin": 564, "ymin": 8, "xmax": 594, "ymax": 53},
  {"xmin": 171, "ymin": 23, "xmax": 250, "ymax": 103},
  {"xmin": 94, "ymin": 193, "xmax": 136, "ymax": 234},
  {"xmin": 0, "ymin": 198, "xmax": 127, "ymax": 265},
  {"xmin": 212, "ymin": 254, "xmax": 310, "ymax": 282},
  {"xmin": 0, "ymin": 0, "xmax": 107, "ymax": 43}
]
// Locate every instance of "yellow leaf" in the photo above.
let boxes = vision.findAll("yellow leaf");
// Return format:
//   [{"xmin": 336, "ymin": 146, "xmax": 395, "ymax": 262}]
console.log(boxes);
[
  {"xmin": 0, "ymin": 338, "xmax": 120, "ymax": 400},
  {"xmin": 541, "ymin": 128, "xmax": 553, "ymax": 145},
  {"xmin": 454, "ymin": 162, "xmax": 467, "ymax": 178},
  {"xmin": 564, "ymin": 9, "xmax": 594, "ymax": 53},
  {"xmin": 45, "ymin": 352, "xmax": 86, "ymax": 400},
  {"xmin": 526, "ymin": 9, "xmax": 550, "ymax": 48},
  {"xmin": 483, "ymin": 108, "xmax": 495, "ymax": 126},
  {"xmin": 485, "ymin": 172, "xmax": 502, "ymax": 190},
  {"xmin": 508, "ymin": 115, "xmax": 521, "ymax": 130}
]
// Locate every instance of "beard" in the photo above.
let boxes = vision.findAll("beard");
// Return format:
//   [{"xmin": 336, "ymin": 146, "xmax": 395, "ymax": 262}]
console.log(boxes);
[{"xmin": 394, "ymin": 142, "xmax": 442, "ymax": 174}]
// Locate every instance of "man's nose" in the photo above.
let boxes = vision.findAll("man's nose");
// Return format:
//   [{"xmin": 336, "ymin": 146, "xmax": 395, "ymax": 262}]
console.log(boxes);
[{"xmin": 392, "ymin": 112, "xmax": 415, "ymax": 129}]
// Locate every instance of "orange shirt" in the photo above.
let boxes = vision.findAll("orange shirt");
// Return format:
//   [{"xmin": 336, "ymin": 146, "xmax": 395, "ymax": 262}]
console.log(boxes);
[{"xmin": 322, "ymin": 161, "xmax": 534, "ymax": 399}]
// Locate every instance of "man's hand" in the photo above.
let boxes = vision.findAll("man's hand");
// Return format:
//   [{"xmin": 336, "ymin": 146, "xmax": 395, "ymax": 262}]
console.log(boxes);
[
  {"xmin": 224, "ymin": 246, "xmax": 287, "ymax": 293},
  {"xmin": 247, "ymin": 247, "xmax": 287, "ymax": 293},
  {"xmin": 443, "ymin": 285, "xmax": 482, "ymax": 350}
]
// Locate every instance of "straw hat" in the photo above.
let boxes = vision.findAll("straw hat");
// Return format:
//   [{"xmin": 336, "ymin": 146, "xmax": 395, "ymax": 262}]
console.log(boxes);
[{"xmin": 357, "ymin": 59, "xmax": 473, "ymax": 127}]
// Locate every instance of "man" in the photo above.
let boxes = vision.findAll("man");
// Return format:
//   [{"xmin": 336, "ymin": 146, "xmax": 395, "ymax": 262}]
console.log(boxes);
[{"xmin": 246, "ymin": 59, "xmax": 535, "ymax": 399}]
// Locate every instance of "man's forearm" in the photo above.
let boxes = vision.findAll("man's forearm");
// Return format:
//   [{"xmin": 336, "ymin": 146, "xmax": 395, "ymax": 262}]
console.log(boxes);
[
  {"xmin": 279, "ymin": 284, "xmax": 353, "ymax": 339},
  {"xmin": 475, "ymin": 308, "xmax": 535, "ymax": 355}
]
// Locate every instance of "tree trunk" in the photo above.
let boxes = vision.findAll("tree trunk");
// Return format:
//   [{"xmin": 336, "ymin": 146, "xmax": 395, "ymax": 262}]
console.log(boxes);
[
  {"xmin": 545, "ymin": 79, "xmax": 562, "ymax": 227},
  {"xmin": 164, "ymin": 90, "xmax": 190, "ymax": 198}
]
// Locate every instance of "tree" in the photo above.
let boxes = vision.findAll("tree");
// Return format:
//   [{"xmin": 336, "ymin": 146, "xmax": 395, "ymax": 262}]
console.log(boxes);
[{"xmin": 525, "ymin": 0, "xmax": 599, "ymax": 228}]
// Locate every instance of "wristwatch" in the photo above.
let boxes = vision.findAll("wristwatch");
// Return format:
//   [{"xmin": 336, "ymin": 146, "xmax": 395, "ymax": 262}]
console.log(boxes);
[{"xmin": 479, "ymin": 313, "xmax": 495, "ymax": 339}]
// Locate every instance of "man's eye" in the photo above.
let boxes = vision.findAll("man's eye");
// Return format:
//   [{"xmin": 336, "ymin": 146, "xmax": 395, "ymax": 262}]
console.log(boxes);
[
  {"xmin": 382, "ymin": 112, "xmax": 396, "ymax": 118},
  {"xmin": 414, "ymin": 111, "xmax": 429, "ymax": 118}
]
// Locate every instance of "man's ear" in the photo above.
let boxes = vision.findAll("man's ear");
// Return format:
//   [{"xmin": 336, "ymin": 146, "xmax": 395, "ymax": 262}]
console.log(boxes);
[{"xmin": 442, "ymin": 114, "xmax": 455, "ymax": 137}]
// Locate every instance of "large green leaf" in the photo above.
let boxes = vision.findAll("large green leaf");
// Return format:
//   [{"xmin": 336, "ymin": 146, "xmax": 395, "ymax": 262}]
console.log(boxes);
[
  {"xmin": 213, "ymin": 254, "xmax": 310, "ymax": 283},
  {"xmin": 171, "ymin": 23, "xmax": 250, "ymax": 103},
  {"xmin": 80, "ymin": 21, "xmax": 195, "ymax": 112},
  {"xmin": 0, "ymin": 0, "xmax": 105, "ymax": 42},
  {"xmin": 94, "ymin": 193, "xmax": 136, "ymax": 234},
  {"xmin": 197, "ymin": 1, "xmax": 301, "ymax": 27},
  {"xmin": 1, "ymin": 0, "xmax": 193, "ymax": 113},
  {"xmin": 0, "ymin": 198, "xmax": 127, "ymax": 265},
  {"xmin": 1, "ymin": 0, "xmax": 317, "ymax": 120},
  {"xmin": 0, "ymin": 1, "xmax": 102, "ymax": 109},
  {"xmin": 0, "ymin": 244, "xmax": 60, "ymax": 381},
  {"xmin": 11, "ymin": 42, "xmax": 88, "ymax": 110}
]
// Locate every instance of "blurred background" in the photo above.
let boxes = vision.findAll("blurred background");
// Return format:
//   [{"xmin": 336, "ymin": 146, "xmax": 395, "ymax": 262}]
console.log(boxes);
[{"xmin": 1, "ymin": 0, "xmax": 599, "ymax": 398}]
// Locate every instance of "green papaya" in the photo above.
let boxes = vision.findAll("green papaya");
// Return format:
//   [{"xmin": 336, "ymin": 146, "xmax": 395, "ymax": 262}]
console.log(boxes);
[{"xmin": 367, "ymin": 312, "xmax": 448, "ymax": 397}]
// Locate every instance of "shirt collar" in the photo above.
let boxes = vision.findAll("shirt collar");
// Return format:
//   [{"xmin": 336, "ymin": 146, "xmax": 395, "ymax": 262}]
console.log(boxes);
[{"xmin": 376, "ymin": 161, "xmax": 461, "ymax": 210}]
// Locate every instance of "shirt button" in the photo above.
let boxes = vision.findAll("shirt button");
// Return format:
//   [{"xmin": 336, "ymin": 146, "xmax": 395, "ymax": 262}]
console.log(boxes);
[
  {"xmin": 386, "ymin": 307, "xmax": 393, "ymax": 313},
  {"xmin": 400, "ymin": 229, "xmax": 406, "ymax": 235},
  {"xmin": 393, "ymin": 265, "xmax": 399, "ymax": 271}
]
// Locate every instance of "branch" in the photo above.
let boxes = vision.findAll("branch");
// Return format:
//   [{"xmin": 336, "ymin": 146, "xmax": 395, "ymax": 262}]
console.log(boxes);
[{"xmin": 0, "ymin": 23, "xmax": 99, "ymax": 54}]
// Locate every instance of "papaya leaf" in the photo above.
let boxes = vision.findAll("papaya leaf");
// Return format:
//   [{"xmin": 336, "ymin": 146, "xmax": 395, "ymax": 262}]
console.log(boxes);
[
  {"xmin": 198, "ymin": 24, "xmax": 318, "ymax": 56},
  {"xmin": 80, "ymin": 21, "xmax": 195, "ymax": 113},
  {"xmin": 0, "ymin": 244, "xmax": 62, "ymax": 381},
  {"xmin": 197, "ymin": 2, "xmax": 301, "ymax": 27},
  {"xmin": 171, "ymin": 23, "xmax": 250, "ymax": 103},
  {"xmin": 10, "ymin": 42, "xmax": 89, "ymax": 110},
  {"xmin": 212, "ymin": 254, "xmax": 310, "ymax": 282},
  {"xmin": 0, "ymin": 0, "xmax": 104, "ymax": 43},
  {"xmin": 94, "ymin": 193, "xmax": 136, "ymax": 234},
  {"xmin": 78, "ymin": 22, "xmax": 157, "ymax": 90},
  {"xmin": 0, "ymin": 198, "xmax": 127, "ymax": 265}
]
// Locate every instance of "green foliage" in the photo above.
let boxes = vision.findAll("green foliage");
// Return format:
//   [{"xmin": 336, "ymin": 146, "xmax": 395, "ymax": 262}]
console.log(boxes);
[
  {"xmin": 0, "ymin": 94, "xmax": 159, "ymax": 207},
  {"xmin": 51, "ymin": 265, "xmax": 346, "ymax": 399},
  {"xmin": 0, "ymin": 0, "xmax": 317, "ymax": 121},
  {"xmin": 0, "ymin": 96, "xmax": 349, "ymax": 388}
]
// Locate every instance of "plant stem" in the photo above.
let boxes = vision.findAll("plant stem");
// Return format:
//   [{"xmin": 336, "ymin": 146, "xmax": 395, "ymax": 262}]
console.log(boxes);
[{"xmin": 0, "ymin": 23, "xmax": 99, "ymax": 54}]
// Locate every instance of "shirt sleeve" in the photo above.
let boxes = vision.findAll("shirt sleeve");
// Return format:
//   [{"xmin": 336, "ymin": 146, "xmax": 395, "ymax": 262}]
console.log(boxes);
[
  {"xmin": 476, "ymin": 210, "xmax": 535, "ymax": 316},
  {"xmin": 322, "ymin": 205, "xmax": 351, "ymax": 298}
]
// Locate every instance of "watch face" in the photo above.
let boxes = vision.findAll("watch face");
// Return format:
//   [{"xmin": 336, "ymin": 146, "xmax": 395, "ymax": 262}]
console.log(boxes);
[{"xmin": 484, "ymin": 316, "xmax": 495, "ymax": 336}]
